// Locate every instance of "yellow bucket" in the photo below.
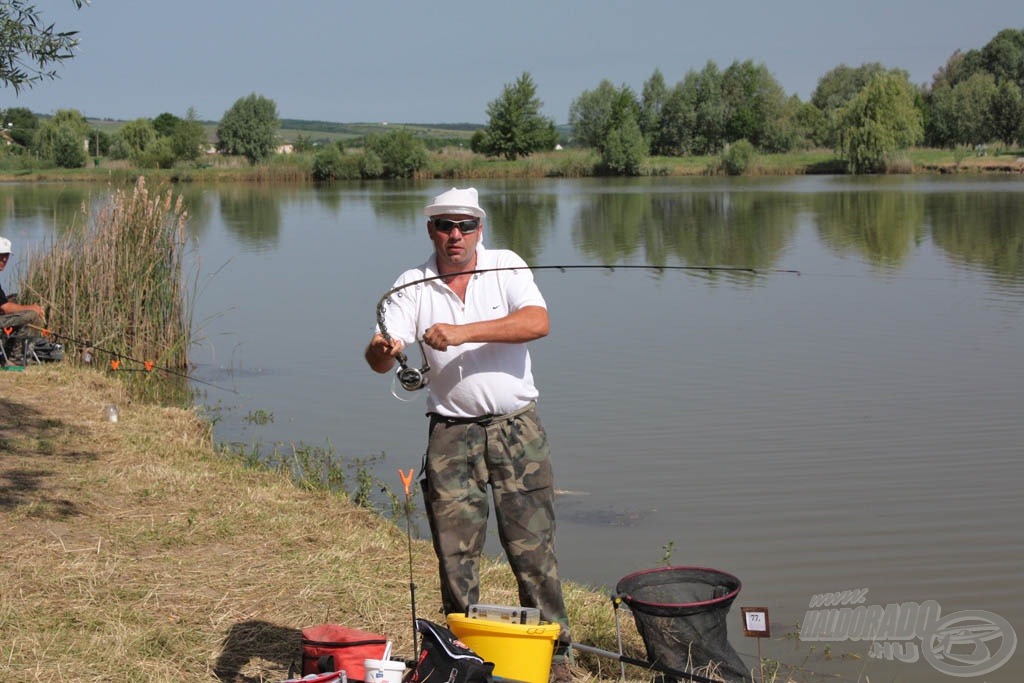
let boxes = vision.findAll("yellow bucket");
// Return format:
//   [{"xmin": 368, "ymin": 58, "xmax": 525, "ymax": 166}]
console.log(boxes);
[{"xmin": 447, "ymin": 613, "xmax": 560, "ymax": 683}]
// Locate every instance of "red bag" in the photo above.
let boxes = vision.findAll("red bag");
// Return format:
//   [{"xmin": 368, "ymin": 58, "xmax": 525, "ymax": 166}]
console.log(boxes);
[{"xmin": 301, "ymin": 624, "xmax": 389, "ymax": 680}]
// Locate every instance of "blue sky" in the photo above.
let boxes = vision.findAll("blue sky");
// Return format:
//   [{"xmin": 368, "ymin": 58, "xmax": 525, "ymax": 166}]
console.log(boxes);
[{"xmin": 5, "ymin": 1, "xmax": 1023, "ymax": 125}]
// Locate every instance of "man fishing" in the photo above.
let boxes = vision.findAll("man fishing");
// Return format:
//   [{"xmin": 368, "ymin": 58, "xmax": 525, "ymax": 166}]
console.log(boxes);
[
  {"xmin": 0, "ymin": 236, "xmax": 46, "ymax": 364},
  {"xmin": 365, "ymin": 187, "xmax": 573, "ymax": 683}
]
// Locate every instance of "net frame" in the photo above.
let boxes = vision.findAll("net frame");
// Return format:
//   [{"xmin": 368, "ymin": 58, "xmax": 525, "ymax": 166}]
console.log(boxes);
[{"xmin": 615, "ymin": 566, "xmax": 749, "ymax": 683}]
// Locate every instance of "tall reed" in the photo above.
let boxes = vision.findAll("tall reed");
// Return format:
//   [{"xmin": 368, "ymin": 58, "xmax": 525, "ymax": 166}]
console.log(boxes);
[{"xmin": 21, "ymin": 176, "xmax": 194, "ymax": 405}]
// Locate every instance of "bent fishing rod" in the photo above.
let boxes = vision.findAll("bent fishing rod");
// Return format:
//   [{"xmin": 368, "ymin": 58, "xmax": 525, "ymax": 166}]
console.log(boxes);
[
  {"xmin": 376, "ymin": 263, "xmax": 801, "ymax": 392},
  {"xmin": 27, "ymin": 323, "xmax": 238, "ymax": 394}
]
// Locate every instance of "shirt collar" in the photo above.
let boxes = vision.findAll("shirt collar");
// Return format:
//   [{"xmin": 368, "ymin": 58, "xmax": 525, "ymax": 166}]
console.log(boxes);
[{"xmin": 425, "ymin": 242, "xmax": 488, "ymax": 278}]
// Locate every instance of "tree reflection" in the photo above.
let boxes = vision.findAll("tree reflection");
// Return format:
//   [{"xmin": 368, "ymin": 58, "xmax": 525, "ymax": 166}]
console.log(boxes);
[
  {"xmin": 0, "ymin": 184, "xmax": 94, "ymax": 237},
  {"xmin": 176, "ymin": 186, "xmax": 213, "ymax": 241},
  {"xmin": 927, "ymin": 193, "xmax": 1024, "ymax": 284},
  {"xmin": 217, "ymin": 186, "xmax": 282, "ymax": 248},
  {"xmin": 367, "ymin": 180, "xmax": 422, "ymax": 227},
  {"xmin": 813, "ymin": 192, "xmax": 925, "ymax": 268},
  {"xmin": 481, "ymin": 191, "xmax": 557, "ymax": 262},
  {"xmin": 573, "ymin": 190, "xmax": 797, "ymax": 276}
]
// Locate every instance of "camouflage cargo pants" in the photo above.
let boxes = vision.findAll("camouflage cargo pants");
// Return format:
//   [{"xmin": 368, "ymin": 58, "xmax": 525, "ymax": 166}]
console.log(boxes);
[
  {"xmin": 422, "ymin": 402, "xmax": 571, "ymax": 646},
  {"xmin": 1, "ymin": 310, "xmax": 43, "ymax": 360}
]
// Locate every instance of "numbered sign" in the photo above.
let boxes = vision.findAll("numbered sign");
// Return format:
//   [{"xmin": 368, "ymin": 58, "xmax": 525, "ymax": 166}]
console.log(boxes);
[{"xmin": 741, "ymin": 607, "xmax": 771, "ymax": 638}]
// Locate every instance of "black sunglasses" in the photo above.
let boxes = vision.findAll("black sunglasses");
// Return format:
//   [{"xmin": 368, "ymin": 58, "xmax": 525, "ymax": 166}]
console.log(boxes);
[{"xmin": 432, "ymin": 218, "xmax": 480, "ymax": 234}]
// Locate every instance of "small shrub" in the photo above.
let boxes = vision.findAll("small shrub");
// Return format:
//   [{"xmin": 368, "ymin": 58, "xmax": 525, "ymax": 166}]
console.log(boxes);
[
  {"xmin": 312, "ymin": 145, "xmax": 344, "ymax": 180},
  {"xmin": 720, "ymin": 139, "xmax": 757, "ymax": 175}
]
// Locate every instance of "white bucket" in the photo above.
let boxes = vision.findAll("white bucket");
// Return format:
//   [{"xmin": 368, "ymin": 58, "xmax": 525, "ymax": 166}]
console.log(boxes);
[{"xmin": 363, "ymin": 658, "xmax": 405, "ymax": 683}]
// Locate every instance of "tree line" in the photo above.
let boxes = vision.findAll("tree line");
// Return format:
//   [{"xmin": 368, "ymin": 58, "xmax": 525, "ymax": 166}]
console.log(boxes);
[{"xmin": 475, "ymin": 27, "xmax": 1024, "ymax": 174}]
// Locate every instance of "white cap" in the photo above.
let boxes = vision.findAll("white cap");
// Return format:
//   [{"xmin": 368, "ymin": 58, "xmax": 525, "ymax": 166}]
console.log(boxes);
[
  {"xmin": 0, "ymin": 236, "xmax": 10, "ymax": 254},
  {"xmin": 424, "ymin": 187, "xmax": 486, "ymax": 219}
]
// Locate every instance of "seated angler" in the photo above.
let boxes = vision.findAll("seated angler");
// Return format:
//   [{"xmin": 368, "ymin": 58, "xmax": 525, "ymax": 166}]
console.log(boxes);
[{"xmin": 0, "ymin": 236, "xmax": 46, "ymax": 361}]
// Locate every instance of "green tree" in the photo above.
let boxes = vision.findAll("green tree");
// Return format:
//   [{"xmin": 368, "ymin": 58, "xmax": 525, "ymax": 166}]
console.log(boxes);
[
  {"xmin": 569, "ymin": 80, "xmax": 619, "ymax": 149},
  {"xmin": 640, "ymin": 69, "xmax": 668, "ymax": 150},
  {"xmin": 927, "ymin": 29, "xmax": 1024, "ymax": 147},
  {"xmin": 137, "ymin": 136, "xmax": 176, "ymax": 169},
  {"xmin": 569, "ymin": 80, "xmax": 647, "ymax": 173},
  {"xmin": 1, "ymin": 105, "xmax": 37, "ymax": 146},
  {"xmin": 721, "ymin": 59, "xmax": 793, "ymax": 152},
  {"xmin": 364, "ymin": 128, "xmax": 428, "ymax": 178},
  {"xmin": 992, "ymin": 80, "xmax": 1023, "ymax": 145},
  {"xmin": 811, "ymin": 63, "xmax": 890, "ymax": 112},
  {"xmin": 170, "ymin": 107, "xmax": 206, "ymax": 161},
  {"xmin": 152, "ymin": 112, "xmax": 181, "ymax": 138},
  {"xmin": 33, "ymin": 108, "xmax": 88, "ymax": 162},
  {"xmin": 599, "ymin": 88, "xmax": 647, "ymax": 175},
  {"xmin": 654, "ymin": 83, "xmax": 695, "ymax": 156},
  {"xmin": 812, "ymin": 63, "xmax": 899, "ymax": 147},
  {"xmin": 835, "ymin": 72, "xmax": 923, "ymax": 174},
  {"xmin": 926, "ymin": 72, "xmax": 998, "ymax": 147},
  {"xmin": 977, "ymin": 28, "xmax": 1024, "ymax": 90},
  {"xmin": 0, "ymin": 0, "xmax": 84, "ymax": 92},
  {"xmin": 472, "ymin": 72, "xmax": 557, "ymax": 160},
  {"xmin": 217, "ymin": 93, "xmax": 279, "ymax": 163},
  {"xmin": 659, "ymin": 61, "xmax": 728, "ymax": 155},
  {"xmin": 51, "ymin": 122, "xmax": 86, "ymax": 167},
  {"xmin": 600, "ymin": 113, "xmax": 646, "ymax": 175},
  {"xmin": 111, "ymin": 118, "xmax": 157, "ymax": 160},
  {"xmin": 791, "ymin": 96, "xmax": 828, "ymax": 148}
]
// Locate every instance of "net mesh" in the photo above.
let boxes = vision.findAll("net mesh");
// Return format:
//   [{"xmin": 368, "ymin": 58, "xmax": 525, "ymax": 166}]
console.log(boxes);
[{"xmin": 616, "ymin": 567, "xmax": 750, "ymax": 683}]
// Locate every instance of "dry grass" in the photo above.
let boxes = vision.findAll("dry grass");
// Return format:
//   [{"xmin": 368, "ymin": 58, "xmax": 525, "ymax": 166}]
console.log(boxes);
[{"xmin": 0, "ymin": 365, "xmax": 664, "ymax": 683}]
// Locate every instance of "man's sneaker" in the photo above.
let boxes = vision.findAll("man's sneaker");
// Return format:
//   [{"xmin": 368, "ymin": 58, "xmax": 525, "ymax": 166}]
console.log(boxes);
[{"xmin": 548, "ymin": 661, "xmax": 573, "ymax": 683}]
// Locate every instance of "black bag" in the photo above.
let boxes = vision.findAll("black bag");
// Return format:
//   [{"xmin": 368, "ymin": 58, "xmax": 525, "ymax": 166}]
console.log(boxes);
[
  {"xmin": 405, "ymin": 619, "xmax": 494, "ymax": 683},
  {"xmin": 30, "ymin": 338, "xmax": 64, "ymax": 362}
]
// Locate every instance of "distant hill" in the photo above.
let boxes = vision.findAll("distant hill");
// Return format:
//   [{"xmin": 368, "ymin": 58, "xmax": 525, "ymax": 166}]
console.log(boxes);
[
  {"xmin": 280, "ymin": 119, "xmax": 483, "ymax": 134},
  {"xmin": 76, "ymin": 115, "xmax": 575, "ymax": 146}
]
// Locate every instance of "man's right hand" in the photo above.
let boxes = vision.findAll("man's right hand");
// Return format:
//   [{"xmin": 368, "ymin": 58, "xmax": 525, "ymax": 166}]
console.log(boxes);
[{"xmin": 365, "ymin": 333, "xmax": 405, "ymax": 373}]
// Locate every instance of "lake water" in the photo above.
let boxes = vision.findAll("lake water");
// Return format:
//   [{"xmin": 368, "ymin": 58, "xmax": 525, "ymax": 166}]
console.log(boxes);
[{"xmin": 2, "ymin": 176, "xmax": 1021, "ymax": 682}]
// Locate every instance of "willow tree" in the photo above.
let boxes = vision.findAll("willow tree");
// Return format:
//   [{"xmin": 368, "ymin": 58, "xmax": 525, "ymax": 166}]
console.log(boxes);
[
  {"xmin": 0, "ymin": 0, "xmax": 84, "ymax": 92},
  {"xmin": 835, "ymin": 72, "xmax": 923, "ymax": 174}
]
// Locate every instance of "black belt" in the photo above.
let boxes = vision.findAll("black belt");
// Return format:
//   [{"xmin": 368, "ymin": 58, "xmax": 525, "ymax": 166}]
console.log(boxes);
[{"xmin": 427, "ymin": 401, "xmax": 535, "ymax": 427}]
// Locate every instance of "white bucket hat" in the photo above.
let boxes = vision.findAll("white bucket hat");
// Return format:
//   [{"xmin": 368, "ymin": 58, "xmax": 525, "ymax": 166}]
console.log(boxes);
[
  {"xmin": 0, "ymin": 236, "xmax": 11, "ymax": 254},
  {"xmin": 424, "ymin": 187, "xmax": 486, "ymax": 219}
]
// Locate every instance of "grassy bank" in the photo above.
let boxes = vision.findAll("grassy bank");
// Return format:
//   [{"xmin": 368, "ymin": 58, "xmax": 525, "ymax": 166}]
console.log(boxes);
[
  {"xmin": 1, "ymin": 147, "xmax": 1021, "ymax": 184},
  {"xmin": 0, "ymin": 365, "xmax": 666, "ymax": 682}
]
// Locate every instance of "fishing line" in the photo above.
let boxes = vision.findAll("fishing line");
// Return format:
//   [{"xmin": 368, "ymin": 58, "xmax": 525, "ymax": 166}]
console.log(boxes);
[
  {"xmin": 375, "ymin": 263, "xmax": 802, "ymax": 392},
  {"xmin": 28, "ymin": 324, "xmax": 239, "ymax": 394}
]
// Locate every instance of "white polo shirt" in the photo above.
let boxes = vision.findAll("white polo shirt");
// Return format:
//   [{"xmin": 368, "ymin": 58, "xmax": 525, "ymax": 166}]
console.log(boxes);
[{"xmin": 379, "ymin": 244, "xmax": 547, "ymax": 418}]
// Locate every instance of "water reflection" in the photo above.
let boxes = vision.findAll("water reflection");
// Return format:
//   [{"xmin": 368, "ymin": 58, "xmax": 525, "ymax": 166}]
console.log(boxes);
[
  {"xmin": 4, "ymin": 180, "xmax": 1024, "ymax": 294},
  {"xmin": 0, "ymin": 184, "xmax": 95, "ymax": 238},
  {"xmin": 483, "ymin": 191, "xmax": 557, "ymax": 262},
  {"xmin": 813, "ymin": 192, "xmax": 926, "ymax": 268},
  {"xmin": 216, "ymin": 185, "xmax": 283, "ymax": 248},
  {"xmin": 573, "ymin": 191, "xmax": 798, "ymax": 275},
  {"xmin": 926, "ymin": 192, "xmax": 1024, "ymax": 284}
]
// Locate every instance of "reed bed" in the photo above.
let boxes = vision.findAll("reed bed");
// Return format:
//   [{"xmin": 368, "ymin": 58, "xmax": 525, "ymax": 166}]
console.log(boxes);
[{"xmin": 20, "ymin": 176, "xmax": 193, "ymax": 404}]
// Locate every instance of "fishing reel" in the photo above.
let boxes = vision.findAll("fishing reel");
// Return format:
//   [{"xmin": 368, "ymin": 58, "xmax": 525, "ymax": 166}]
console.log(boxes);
[{"xmin": 395, "ymin": 340, "xmax": 431, "ymax": 392}]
